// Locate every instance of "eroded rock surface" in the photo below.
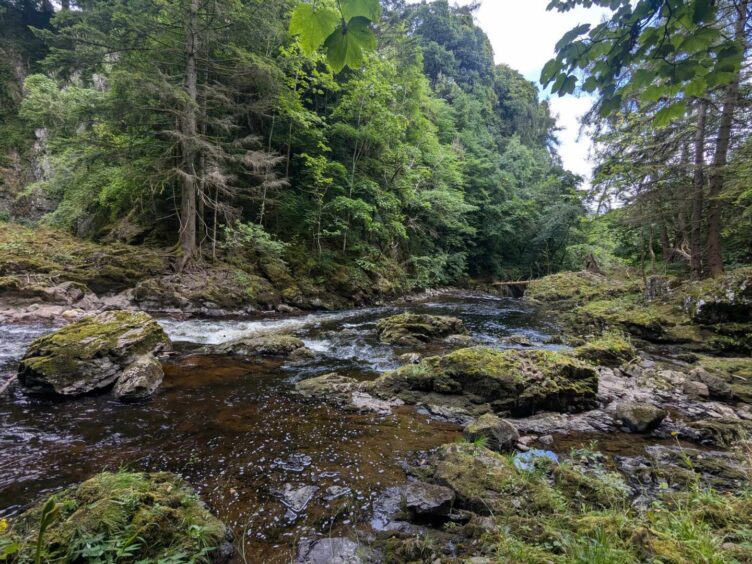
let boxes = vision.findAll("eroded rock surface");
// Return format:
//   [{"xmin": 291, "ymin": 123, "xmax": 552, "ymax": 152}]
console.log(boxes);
[{"xmin": 376, "ymin": 313, "xmax": 465, "ymax": 346}]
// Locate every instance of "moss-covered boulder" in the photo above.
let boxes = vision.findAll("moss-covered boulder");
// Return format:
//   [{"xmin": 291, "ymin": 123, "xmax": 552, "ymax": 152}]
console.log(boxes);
[
  {"xmin": 573, "ymin": 332, "xmax": 638, "ymax": 368},
  {"xmin": 697, "ymin": 356, "xmax": 752, "ymax": 402},
  {"xmin": 209, "ymin": 333, "xmax": 310, "ymax": 358},
  {"xmin": 17, "ymin": 310, "xmax": 170, "ymax": 399},
  {"xmin": 684, "ymin": 267, "xmax": 752, "ymax": 324},
  {"xmin": 687, "ymin": 419, "xmax": 752, "ymax": 447},
  {"xmin": 376, "ymin": 313, "xmax": 466, "ymax": 346},
  {"xmin": 370, "ymin": 347, "xmax": 598, "ymax": 417},
  {"xmin": 0, "ymin": 471, "xmax": 231, "ymax": 562},
  {"xmin": 525, "ymin": 271, "xmax": 630, "ymax": 304}
]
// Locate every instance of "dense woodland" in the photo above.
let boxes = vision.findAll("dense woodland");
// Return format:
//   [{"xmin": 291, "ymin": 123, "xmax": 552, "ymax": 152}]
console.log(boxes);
[{"xmin": 0, "ymin": 0, "xmax": 750, "ymax": 290}]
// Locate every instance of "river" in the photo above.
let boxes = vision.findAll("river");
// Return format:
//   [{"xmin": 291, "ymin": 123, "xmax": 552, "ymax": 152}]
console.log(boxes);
[{"xmin": 0, "ymin": 290, "xmax": 561, "ymax": 562}]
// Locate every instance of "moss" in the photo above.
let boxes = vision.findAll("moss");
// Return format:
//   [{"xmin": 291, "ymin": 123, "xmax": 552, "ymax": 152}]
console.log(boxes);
[
  {"xmin": 376, "ymin": 313, "xmax": 465, "ymax": 346},
  {"xmin": 372, "ymin": 347, "xmax": 598, "ymax": 417},
  {"xmin": 0, "ymin": 221, "xmax": 166, "ymax": 294},
  {"xmin": 573, "ymin": 332, "xmax": 638, "ymax": 367},
  {"xmin": 0, "ymin": 471, "xmax": 230, "ymax": 563},
  {"xmin": 575, "ymin": 295, "xmax": 696, "ymax": 343},
  {"xmin": 525, "ymin": 271, "xmax": 634, "ymax": 304},
  {"xmin": 683, "ymin": 267, "xmax": 752, "ymax": 324},
  {"xmin": 688, "ymin": 419, "xmax": 752, "ymax": 447},
  {"xmin": 18, "ymin": 310, "xmax": 169, "ymax": 396}
]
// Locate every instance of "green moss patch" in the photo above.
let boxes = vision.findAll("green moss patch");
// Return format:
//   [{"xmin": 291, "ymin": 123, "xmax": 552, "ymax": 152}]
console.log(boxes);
[
  {"xmin": 0, "ymin": 471, "xmax": 230, "ymax": 563},
  {"xmin": 0, "ymin": 221, "xmax": 167, "ymax": 294},
  {"xmin": 376, "ymin": 313, "xmax": 466, "ymax": 346},
  {"xmin": 573, "ymin": 332, "xmax": 638, "ymax": 367},
  {"xmin": 525, "ymin": 271, "xmax": 633, "ymax": 304}
]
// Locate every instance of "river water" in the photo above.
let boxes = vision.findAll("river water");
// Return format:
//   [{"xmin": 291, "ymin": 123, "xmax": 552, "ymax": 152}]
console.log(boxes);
[{"xmin": 0, "ymin": 291, "xmax": 561, "ymax": 562}]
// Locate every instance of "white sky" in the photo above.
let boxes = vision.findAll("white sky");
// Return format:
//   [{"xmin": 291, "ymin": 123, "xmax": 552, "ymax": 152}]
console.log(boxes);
[{"xmin": 449, "ymin": 0, "xmax": 609, "ymax": 182}]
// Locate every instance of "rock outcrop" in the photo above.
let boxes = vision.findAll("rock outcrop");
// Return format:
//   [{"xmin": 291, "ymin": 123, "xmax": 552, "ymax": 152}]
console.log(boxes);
[
  {"xmin": 17, "ymin": 310, "xmax": 169, "ymax": 400},
  {"xmin": 209, "ymin": 333, "xmax": 312, "ymax": 358},
  {"xmin": 463, "ymin": 413, "xmax": 519, "ymax": 452},
  {"xmin": 369, "ymin": 347, "xmax": 598, "ymax": 417},
  {"xmin": 376, "ymin": 313, "xmax": 466, "ymax": 346}
]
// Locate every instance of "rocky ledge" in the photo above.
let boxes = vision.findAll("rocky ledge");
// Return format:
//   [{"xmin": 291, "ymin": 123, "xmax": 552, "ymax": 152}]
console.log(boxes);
[{"xmin": 17, "ymin": 310, "xmax": 170, "ymax": 400}]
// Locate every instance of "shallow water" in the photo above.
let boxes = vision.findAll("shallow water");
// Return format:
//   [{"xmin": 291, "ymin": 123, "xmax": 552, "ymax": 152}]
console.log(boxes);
[{"xmin": 0, "ymin": 291, "xmax": 563, "ymax": 561}]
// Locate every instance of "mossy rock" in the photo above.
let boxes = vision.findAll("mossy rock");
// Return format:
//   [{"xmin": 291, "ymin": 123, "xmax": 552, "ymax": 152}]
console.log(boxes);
[
  {"xmin": 573, "ymin": 332, "xmax": 638, "ymax": 368},
  {"xmin": 371, "ymin": 347, "xmax": 598, "ymax": 417},
  {"xmin": 525, "ymin": 271, "xmax": 632, "ymax": 304},
  {"xmin": 688, "ymin": 419, "xmax": 752, "ymax": 447},
  {"xmin": 684, "ymin": 267, "xmax": 752, "ymax": 324},
  {"xmin": 0, "ymin": 471, "xmax": 231, "ymax": 562},
  {"xmin": 18, "ymin": 310, "xmax": 170, "ymax": 397},
  {"xmin": 210, "ymin": 333, "xmax": 308, "ymax": 357},
  {"xmin": 697, "ymin": 356, "xmax": 752, "ymax": 402},
  {"xmin": 376, "ymin": 313, "xmax": 466, "ymax": 346},
  {"xmin": 575, "ymin": 296, "xmax": 693, "ymax": 342}
]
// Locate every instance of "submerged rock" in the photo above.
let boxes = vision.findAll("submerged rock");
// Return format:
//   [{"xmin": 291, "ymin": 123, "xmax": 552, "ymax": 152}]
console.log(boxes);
[
  {"xmin": 463, "ymin": 413, "xmax": 519, "ymax": 452},
  {"xmin": 611, "ymin": 401, "xmax": 667, "ymax": 433},
  {"xmin": 17, "ymin": 310, "xmax": 169, "ymax": 399},
  {"xmin": 209, "ymin": 333, "xmax": 310, "ymax": 358},
  {"xmin": 376, "ymin": 313, "xmax": 465, "ymax": 346},
  {"xmin": 295, "ymin": 373, "xmax": 401, "ymax": 415},
  {"xmin": 371, "ymin": 482, "xmax": 455, "ymax": 531},
  {"xmin": 296, "ymin": 537, "xmax": 377, "ymax": 564},
  {"xmin": 0, "ymin": 471, "xmax": 232, "ymax": 562},
  {"xmin": 370, "ymin": 347, "xmax": 598, "ymax": 417}
]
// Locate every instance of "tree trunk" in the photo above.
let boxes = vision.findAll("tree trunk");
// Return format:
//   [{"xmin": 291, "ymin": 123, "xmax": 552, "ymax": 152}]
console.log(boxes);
[
  {"xmin": 178, "ymin": 0, "xmax": 200, "ymax": 272},
  {"xmin": 706, "ymin": 0, "xmax": 748, "ymax": 278},
  {"xmin": 690, "ymin": 99, "xmax": 707, "ymax": 278}
]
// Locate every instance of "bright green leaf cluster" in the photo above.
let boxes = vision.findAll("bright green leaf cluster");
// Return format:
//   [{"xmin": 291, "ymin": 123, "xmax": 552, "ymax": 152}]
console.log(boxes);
[{"xmin": 289, "ymin": 0, "xmax": 381, "ymax": 72}]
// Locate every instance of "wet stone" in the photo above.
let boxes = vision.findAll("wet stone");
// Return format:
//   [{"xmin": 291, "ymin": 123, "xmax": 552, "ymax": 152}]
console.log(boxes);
[
  {"xmin": 275, "ymin": 483, "xmax": 319, "ymax": 514},
  {"xmin": 272, "ymin": 453, "xmax": 313, "ymax": 472},
  {"xmin": 296, "ymin": 537, "xmax": 376, "ymax": 564}
]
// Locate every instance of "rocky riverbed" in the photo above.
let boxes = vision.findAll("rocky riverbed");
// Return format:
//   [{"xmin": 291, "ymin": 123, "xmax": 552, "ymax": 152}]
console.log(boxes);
[{"xmin": 1, "ymin": 275, "xmax": 751, "ymax": 562}]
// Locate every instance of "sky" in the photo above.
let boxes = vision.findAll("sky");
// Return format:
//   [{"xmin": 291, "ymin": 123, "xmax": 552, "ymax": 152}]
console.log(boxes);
[{"xmin": 452, "ymin": 0, "xmax": 609, "ymax": 182}]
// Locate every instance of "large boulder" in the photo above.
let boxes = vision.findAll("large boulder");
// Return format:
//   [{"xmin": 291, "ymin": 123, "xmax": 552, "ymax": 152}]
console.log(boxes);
[
  {"xmin": 525, "ymin": 271, "xmax": 631, "ymax": 304},
  {"xmin": 376, "ymin": 313, "xmax": 465, "ymax": 346},
  {"xmin": 573, "ymin": 332, "xmax": 638, "ymax": 368},
  {"xmin": 369, "ymin": 347, "xmax": 598, "ymax": 417},
  {"xmin": 17, "ymin": 310, "xmax": 169, "ymax": 399},
  {"xmin": 612, "ymin": 401, "xmax": 667, "ymax": 433},
  {"xmin": 0, "ymin": 471, "xmax": 232, "ymax": 562},
  {"xmin": 684, "ymin": 268, "xmax": 752, "ymax": 324}
]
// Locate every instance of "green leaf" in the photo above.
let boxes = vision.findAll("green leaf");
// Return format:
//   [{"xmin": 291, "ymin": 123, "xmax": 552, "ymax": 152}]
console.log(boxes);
[
  {"xmin": 341, "ymin": 0, "xmax": 381, "ymax": 22},
  {"xmin": 692, "ymin": 0, "xmax": 713, "ymax": 23},
  {"xmin": 540, "ymin": 59, "xmax": 560, "ymax": 85},
  {"xmin": 324, "ymin": 17, "xmax": 376, "ymax": 72},
  {"xmin": 289, "ymin": 4, "xmax": 340, "ymax": 54},
  {"xmin": 653, "ymin": 101, "xmax": 687, "ymax": 128},
  {"xmin": 684, "ymin": 77, "xmax": 707, "ymax": 98},
  {"xmin": 641, "ymin": 84, "xmax": 664, "ymax": 103},
  {"xmin": 555, "ymin": 23, "xmax": 591, "ymax": 52}
]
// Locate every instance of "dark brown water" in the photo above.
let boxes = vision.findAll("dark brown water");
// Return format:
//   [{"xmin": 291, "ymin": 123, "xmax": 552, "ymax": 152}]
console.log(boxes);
[{"xmin": 0, "ymin": 291, "xmax": 562, "ymax": 562}]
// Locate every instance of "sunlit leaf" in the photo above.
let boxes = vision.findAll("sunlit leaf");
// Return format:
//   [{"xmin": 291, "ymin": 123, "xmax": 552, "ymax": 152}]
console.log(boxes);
[
  {"xmin": 289, "ymin": 4, "xmax": 340, "ymax": 54},
  {"xmin": 341, "ymin": 0, "xmax": 381, "ymax": 22}
]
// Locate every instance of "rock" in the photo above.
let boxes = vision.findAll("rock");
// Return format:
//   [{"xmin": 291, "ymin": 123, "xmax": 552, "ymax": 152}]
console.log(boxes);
[
  {"xmin": 113, "ymin": 354, "xmax": 163, "ymax": 400},
  {"xmin": 683, "ymin": 380, "xmax": 710, "ymax": 399},
  {"xmin": 644, "ymin": 275, "xmax": 673, "ymax": 301},
  {"xmin": 1, "ymin": 471, "xmax": 232, "ymax": 562},
  {"xmin": 296, "ymin": 538, "xmax": 375, "ymax": 564},
  {"xmin": 17, "ymin": 310, "xmax": 170, "ymax": 399},
  {"xmin": 525, "ymin": 271, "xmax": 631, "ymax": 304},
  {"xmin": 376, "ymin": 313, "xmax": 466, "ymax": 346},
  {"xmin": 689, "ymin": 367, "xmax": 733, "ymax": 400},
  {"xmin": 463, "ymin": 413, "xmax": 519, "ymax": 452},
  {"xmin": 398, "ymin": 352, "xmax": 422, "ymax": 365},
  {"xmin": 501, "ymin": 334, "xmax": 534, "ymax": 347},
  {"xmin": 573, "ymin": 332, "xmax": 638, "ymax": 368},
  {"xmin": 444, "ymin": 334, "xmax": 476, "ymax": 346},
  {"xmin": 369, "ymin": 347, "xmax": 599, "ymax": 417},
  {"xmin": 296, "ymin": 373, "xmax": 359, "ymax": 398},
  {"xmin": 210, "ymin": 333, "xmax": 309, "ymax": 357},
  {"xmin": 538, "ymin": 434, "xmax": 554, "ymax": 446},
  {"xmin": 372, "ymin": 481, "xmax": 455, "ymax": 529},
  {"xmin": 612, "ymin": 402, "xmax": 667, "ymax": 433},
  {"xmin": 684, "ymin": 267, "xmax": 752, "ymax": 324},
  {"xmin": 686, "ymin": 419, "xmax": 752, "ymax": 447},
  {"xmin": 275, "ymin": 483, "xmax": 318, "ymax": 514}
]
